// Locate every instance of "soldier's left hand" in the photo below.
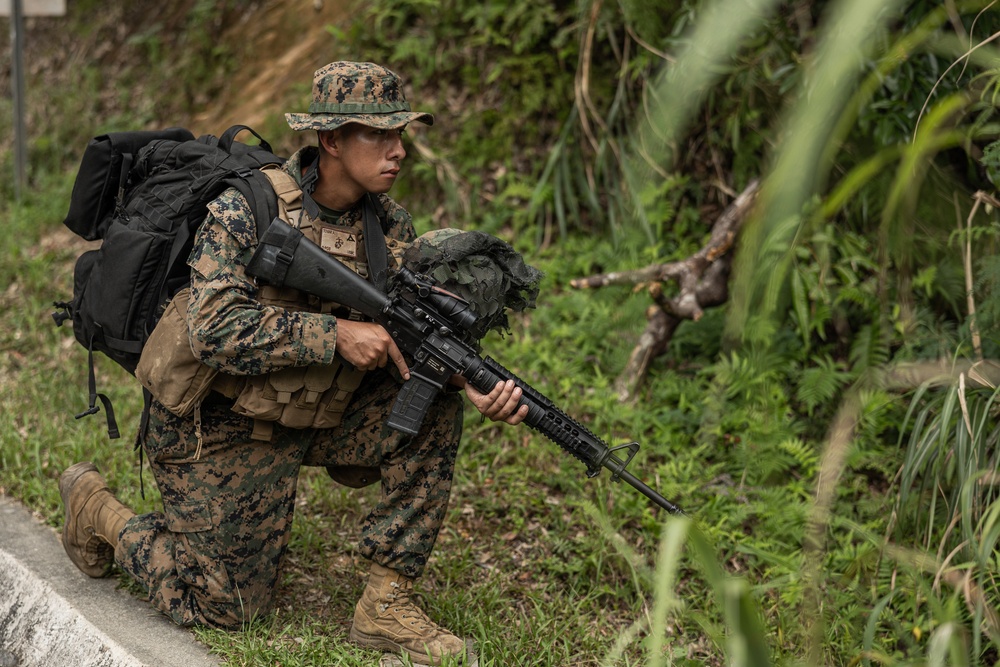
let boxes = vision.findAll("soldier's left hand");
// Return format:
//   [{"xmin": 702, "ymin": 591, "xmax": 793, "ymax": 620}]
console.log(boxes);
[{"xmin": 462, "ymin": 378, "xmax": 529, "ymax": 425}]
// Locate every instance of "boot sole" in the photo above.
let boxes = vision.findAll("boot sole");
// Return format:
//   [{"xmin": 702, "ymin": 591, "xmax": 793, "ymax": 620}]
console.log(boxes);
[
  {"xmin": 349, "ymin": 625, "xmax": 463, "ymax": 666},
  {"xmin": 59, "ymin": 462, "xmax": 114, "ymax": 578}
]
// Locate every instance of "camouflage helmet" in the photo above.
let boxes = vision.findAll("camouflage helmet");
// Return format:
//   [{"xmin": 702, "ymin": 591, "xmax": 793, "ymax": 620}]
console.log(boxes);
[
  {"xmin": 285, "ymin": 61, "xmax": 434, "ymax": 132},
  {"xmin": 401, "ymin": 229, "xmax": 543, "ymax": 339}
]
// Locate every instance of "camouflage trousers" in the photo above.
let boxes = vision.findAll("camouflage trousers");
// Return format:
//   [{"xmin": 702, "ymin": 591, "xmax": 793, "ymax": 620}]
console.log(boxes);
[{"xmin": 114, "ymin": 369, "xmax": 463, "ymax": 629}]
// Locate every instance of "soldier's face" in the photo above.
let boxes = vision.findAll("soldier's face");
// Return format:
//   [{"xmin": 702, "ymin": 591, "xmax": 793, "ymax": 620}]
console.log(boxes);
[{"xmin": 336, "ymin": 124, "xmax": 407, "ymax": 195}]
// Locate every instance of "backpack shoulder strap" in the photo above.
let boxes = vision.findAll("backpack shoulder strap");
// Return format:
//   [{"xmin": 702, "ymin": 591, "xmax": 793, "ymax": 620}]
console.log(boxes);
[
  {"xmin": 364, "ymin": 195, "xmax": 388, "ymax": 290},
  {"xmin": 369, "ymin": 193, "xmax": 390, "ymax": 234},
  {"xmin": 223, "ymin": 168, "xmax": 281, "ymax": 242},
  {"xmin": 260, "ymin": 167, "xmax": 304, "ymax": 229}
]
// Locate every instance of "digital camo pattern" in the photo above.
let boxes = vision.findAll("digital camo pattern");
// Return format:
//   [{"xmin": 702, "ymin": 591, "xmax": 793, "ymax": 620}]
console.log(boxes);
[
  {"xmin": 116, "ymin": 374, "xmax": 462, "ymax": 628},
  {"xmin": 285, "ymin": 62, "xmax": 434, "ymax": 132},
  {"xmin": 114, "ymin": 146, "xmax": 462, "ymax": 628},
  {"xmin": 188, "ymin": 147, "xmax": 415, "ymax": 377}
]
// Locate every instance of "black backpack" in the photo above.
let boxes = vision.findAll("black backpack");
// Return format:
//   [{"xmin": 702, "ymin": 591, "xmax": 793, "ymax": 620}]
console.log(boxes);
[{"xmin": 53, "ymin": 124, "xmax": 284, "ymax": 438}]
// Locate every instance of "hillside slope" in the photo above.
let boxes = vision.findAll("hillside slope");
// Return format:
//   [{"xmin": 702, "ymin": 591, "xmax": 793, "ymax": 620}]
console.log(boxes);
[
  {"xmin": 2, "ymin": 0, "xmax": 356, "ymax": 172},
  {"xmin": 190, "ymin": 0, "xmax": 353, "ymax": 138}
]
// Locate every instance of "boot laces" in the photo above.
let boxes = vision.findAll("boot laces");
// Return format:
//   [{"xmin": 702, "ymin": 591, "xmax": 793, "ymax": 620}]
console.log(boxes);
[
  {"xmin": 381, "ymin": 580, "xmax": 439, "ymax": 631},
  {"xmin": 81, "ymin": 526, "xmax": 113, "ymax": 565}
]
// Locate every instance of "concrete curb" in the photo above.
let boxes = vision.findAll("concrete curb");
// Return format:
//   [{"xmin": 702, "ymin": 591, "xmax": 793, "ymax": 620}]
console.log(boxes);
[{"xmin": 0, "ymin": 495, "xmax": 221, "ymax": 667}]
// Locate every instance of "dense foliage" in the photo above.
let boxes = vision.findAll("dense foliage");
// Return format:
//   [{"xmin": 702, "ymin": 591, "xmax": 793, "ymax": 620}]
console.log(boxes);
[{"xmin": 3, "ymin": 0, "xmax": 1000, "ymax": 665}]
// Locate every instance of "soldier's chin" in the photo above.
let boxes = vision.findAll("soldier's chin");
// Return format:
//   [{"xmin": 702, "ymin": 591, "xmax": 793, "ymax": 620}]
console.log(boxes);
[{"xmin": 374, "ymin": 173, "xmax": 399, "ymax": 191}]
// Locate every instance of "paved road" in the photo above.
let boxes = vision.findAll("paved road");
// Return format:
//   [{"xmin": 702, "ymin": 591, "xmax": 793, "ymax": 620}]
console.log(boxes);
[{"xmin": 0, "ymin": 494, "xmax": 220, "ymax": 667}]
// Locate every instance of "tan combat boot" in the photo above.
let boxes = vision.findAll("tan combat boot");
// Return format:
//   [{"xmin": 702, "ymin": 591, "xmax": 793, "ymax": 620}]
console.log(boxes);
[
  {"xmin": 59, "ymin": 462, "xmax": 135, "ymax": 578},
  {"xmin": 350, "ymin": 563, "xmax": 465, "ymax": 665}
]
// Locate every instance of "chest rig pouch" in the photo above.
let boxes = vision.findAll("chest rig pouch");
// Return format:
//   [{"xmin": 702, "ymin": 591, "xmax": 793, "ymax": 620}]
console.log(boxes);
[
  {"xmin": 226, "ymin": 168, "xmax": 407, "ymax": 439},
  {"xmin": 137, "ymin": 166, "xmax": 408, "ymax": 442}
]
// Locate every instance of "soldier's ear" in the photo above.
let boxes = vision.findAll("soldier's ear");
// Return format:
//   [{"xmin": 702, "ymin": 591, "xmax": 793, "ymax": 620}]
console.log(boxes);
[{"xmin": 318, "ymin": 130, "xmax": 340, "ymax": 156}]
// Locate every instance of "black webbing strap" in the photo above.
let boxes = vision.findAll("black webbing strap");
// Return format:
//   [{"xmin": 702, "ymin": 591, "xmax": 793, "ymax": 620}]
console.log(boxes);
[
  {"xmin": 235, "ymin": 170, "xmax": 281, "ymax": 241},
  {"xmin": 75, "ymin": 335, "xmax": 120, "ymax": 439},
  {"xmin": 269, "ymin": 225, "xmax": 303, "ymax": 286},
  {"xmin": 117, "ymin": 153, "xmax": 134, "ymax": 203},
  {"xmin": 299, "ymin": 155, "xmax": 322, "ymax": 220},
  {"xmin": 100, "ymin": 333, "xmax": 143, "ymax": 355},
  {"xmin": 363, "ymin": 194, "xmax": 388, "ymax": 291},
  {"xmin": 133, "ymin": 388, "xmax": 152, "ymax": 500}
]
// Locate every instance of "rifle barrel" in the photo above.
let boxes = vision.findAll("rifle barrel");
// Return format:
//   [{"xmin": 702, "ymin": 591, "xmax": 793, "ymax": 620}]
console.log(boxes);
[
  {"xmin": 615, "ymin": 468, "xmax": 686, "ymax": 516},
  {"xmin": 471, "ymin": 356, "xmax": 686, "ymax": 515}
]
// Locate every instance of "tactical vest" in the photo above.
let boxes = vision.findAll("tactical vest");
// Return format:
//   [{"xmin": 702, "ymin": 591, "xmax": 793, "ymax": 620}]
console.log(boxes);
[{"xmin": 135, "ymin": 166, "xmax": 409, "ymax": 442}]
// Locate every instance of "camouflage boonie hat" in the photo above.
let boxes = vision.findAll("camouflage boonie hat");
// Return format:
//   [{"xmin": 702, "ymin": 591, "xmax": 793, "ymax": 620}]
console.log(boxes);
[{"xmin": 285, "ymin": 61, "xmax": 434, "ymax": 132}]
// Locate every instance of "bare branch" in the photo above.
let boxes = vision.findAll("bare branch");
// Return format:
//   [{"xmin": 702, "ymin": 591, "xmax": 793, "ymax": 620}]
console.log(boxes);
[{"xmin": 570, "ymin": 180, "xmax": 760, "ymax": 401}]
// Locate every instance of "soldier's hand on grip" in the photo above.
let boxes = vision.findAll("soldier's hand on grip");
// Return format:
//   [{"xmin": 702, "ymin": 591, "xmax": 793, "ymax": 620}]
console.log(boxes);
[{"xmin": 336, "ymin": 320, "xmax": 410, "ymax": 379}]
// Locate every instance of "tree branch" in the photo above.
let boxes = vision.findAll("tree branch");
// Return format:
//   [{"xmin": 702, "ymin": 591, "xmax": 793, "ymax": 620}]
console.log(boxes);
[{"xmin": 570, "ymin": 179, "xmax": 760, "ymax": 401}]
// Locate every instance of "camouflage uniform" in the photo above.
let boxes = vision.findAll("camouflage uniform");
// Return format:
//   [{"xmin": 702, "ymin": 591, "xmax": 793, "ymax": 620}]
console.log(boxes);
[{"xmin": 114, "ymin": 146, "xmax": 464, "ymax": 629}]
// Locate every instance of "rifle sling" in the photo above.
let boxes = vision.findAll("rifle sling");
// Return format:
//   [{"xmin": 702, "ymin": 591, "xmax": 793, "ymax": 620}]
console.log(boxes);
[{"xmin": 363, "ymin": 194, "xmax": 388, "ymax": 291}]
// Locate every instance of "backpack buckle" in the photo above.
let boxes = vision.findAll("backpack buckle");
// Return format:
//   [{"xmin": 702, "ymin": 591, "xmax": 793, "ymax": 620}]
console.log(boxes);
[{"xmin": 52, "ymin": 302, "xmax": 72, "ymax": 326}]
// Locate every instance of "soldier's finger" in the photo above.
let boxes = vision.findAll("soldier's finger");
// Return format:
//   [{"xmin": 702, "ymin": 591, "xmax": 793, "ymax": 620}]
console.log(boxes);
[
  {"xmin": 389, "ymin": 343, "xmax": 410, "ymax": 380},
  {"xmin": 493, "ymin": 379, "xmax": 516, "ymax": 402},
  {"xmin": 506, "ymin": 403, "xmax": 529, "ymax": 426}
]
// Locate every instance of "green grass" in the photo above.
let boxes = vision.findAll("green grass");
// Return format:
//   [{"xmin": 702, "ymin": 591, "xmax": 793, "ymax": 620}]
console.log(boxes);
[
  {"xmin": 8, "ymin": 165, "xmax": 988, "ymax": 666},
  {"xmin": 8, "ymin": 0, "xmax": 1000, "ymax": 663},
  {"xmin": 1, "ymin": 173, "xmax": 977, "ymax": 666},
  {"xmin": 0, "ymin": 175, "xmax": 712, "ymax": 665}
]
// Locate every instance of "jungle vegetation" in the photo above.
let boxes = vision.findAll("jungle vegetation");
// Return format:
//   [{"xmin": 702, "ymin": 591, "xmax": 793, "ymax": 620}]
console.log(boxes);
[{"xmin": 2, "ymin": 0, "xmax": 1000, "ymax": 664}]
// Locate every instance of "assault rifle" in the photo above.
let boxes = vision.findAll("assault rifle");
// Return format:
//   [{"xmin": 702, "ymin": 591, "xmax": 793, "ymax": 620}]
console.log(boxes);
[{"xmin": 246, "ymin": 219, "xmax": 685, "ymax": 515}]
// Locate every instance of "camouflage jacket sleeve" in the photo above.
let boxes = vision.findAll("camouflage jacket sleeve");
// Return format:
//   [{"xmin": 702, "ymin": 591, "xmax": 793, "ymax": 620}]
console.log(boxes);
[
  {"xmin": 377, "ymin": 192, "xmax": 418, "ymax": 243},
  {"xmin": 185, "ymin": 189, "xmax": 338, "ymax": 376}
]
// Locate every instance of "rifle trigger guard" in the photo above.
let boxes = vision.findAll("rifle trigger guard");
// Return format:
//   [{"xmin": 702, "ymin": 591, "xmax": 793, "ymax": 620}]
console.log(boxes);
[{"xmin": 606, "ymin": 442, "xmax": 640, "ymax": 483}]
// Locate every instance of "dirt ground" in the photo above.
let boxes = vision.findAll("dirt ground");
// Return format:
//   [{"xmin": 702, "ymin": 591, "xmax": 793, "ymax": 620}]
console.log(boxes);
[
  {"xmin": 191, "ymin": 0, "xmax": 353, "ymax": 135},
  {"xmin": 1, "ymin": 0, "xmax": 354, "ymax": 154}
]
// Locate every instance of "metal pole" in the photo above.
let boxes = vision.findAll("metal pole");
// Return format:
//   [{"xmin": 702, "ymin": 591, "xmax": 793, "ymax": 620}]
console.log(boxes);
[{"xmin": 11, "ymin": 0, "xmax": 26, "ymax": 201}]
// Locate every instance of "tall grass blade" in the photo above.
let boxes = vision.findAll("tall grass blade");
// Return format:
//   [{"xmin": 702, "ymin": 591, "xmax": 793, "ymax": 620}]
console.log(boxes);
[
  {"xmin": 726, "ymin": 0, "xmax": 908, "ymax": 342},
  {"xmin": 927, "ymin": 622, "xmax": 970, "ymax": 667},
  {"xmin": 861, "ymin": 591, "xmax": 897, "ymax": 667},
  {"xmin": 687, "ymin": 527, "xmax": 773, "ymax": 667},
  {"xmin": 628, "ymin": 0, "xmax": 782, "ymax": 217},
  {"xmin": 646, "ymin": 516, "xmax": 690, "ymax": 667}
]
